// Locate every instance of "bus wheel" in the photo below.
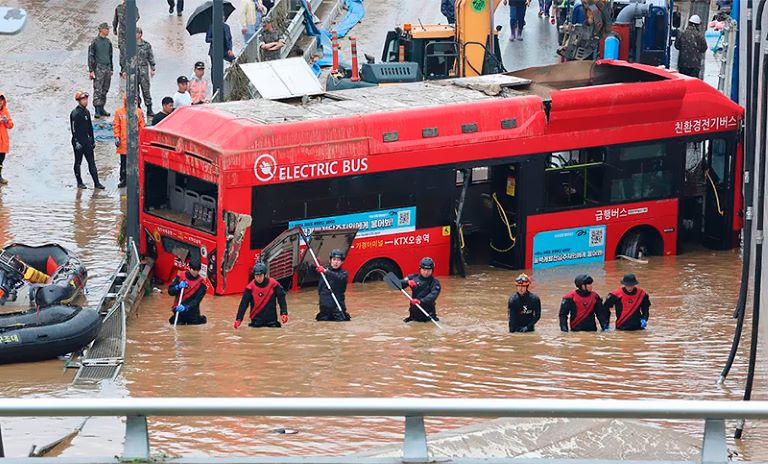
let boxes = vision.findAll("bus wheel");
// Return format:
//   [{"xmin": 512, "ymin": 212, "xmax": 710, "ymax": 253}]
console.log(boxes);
[
  {"xmin": 616, "ymin": 227, "xmax": 663, "ymax": 260},
  {"xmin": 354, "ymin": 259, "xmax": 401, "ymax": 283}
]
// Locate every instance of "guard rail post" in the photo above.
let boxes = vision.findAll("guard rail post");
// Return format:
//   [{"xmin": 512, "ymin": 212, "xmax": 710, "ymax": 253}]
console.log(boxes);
[
  {"xmin": 124, "ymin": 415, "xmax": 150, "ymax": 460},
  {"xmin": 403, "ymin": 415, "xmax": 428, "ymax": 463},
  {"xmin": 701, "ymin": 419, "xmax": 727, "ymax": 464}
]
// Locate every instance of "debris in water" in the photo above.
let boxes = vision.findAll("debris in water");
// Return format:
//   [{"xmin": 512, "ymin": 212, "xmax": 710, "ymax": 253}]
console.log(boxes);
[{"xmin": 271, "ymin": 428, "xmax": 298, "ymax": 435}]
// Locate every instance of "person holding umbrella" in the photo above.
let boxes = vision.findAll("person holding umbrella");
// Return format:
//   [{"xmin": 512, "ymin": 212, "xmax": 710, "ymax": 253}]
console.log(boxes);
[{"xmin": 168, "ymin": 0, "xmax": 184, "ymax": 16}]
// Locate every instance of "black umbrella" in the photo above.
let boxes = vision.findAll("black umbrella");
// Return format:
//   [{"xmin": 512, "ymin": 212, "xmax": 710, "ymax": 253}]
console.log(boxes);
[{"xmin": 186, "ymin": 0, "xmax": 236, "ymax": 36}]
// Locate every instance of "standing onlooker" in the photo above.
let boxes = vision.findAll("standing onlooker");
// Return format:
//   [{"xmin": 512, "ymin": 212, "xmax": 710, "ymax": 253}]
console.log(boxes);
[
  {"xmin": 167, "ymin": 0, "xmax": 184, "ymax": 16},
  {"xmin": 504, "ymin": 0, "xmax": 530, "ymax": 41},
  {"xmin": 263, "ymin": 0, "xmax": 275, "ymax": 13},
  {"xmin": 152, "ymin": 97, "xmax": 174, "ymax": 125},
  {"xmin": 538, "ymin": 0, "xmax": 553, "ymax": 18},
  {"xmin": 675, "ymin": 15, "xmax": 708, "ymax": 78},
  {"xmin": 88, "ymin": 23, "xmax": 114, "ymax": 118},
  {"xmin": 259, "ymin": 18, "xmax": 286, "ymax": 61},
  {"xmin": 189, "ymin": 61, "xmax": 210, "ymax": 105},
  {"xmin": 206, "ymin": 21, "xmax": 236, "ymax": 67},
  {"xmin": 241, "ymin": 0, "xmax": 266, "ymax": 43},
  {"xmin": 173, "ymin": 76, "xmax": 193, "ymax": 108},
  {"xmin": 70, "ymin": 91, "xmax": 105, "ymax": 190},
  {"xmin": 113, "ymin": 95, "xmax": 146, "ymax": 188},
  {"xmin": 135, "ymin": 27, "xmax": 156, "ymax": 118},
  {"xmin": 0, "ymin": 93, "xmax": 13, "ymax": 185},
  {"xmin": 113, "ymin": 0, "xmax": 140, "ymax": 74}
]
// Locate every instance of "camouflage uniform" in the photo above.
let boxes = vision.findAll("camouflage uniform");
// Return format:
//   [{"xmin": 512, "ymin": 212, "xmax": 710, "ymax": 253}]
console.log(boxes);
[
  {"xmin": 674, "ymin": 24, "xmax": 708, "ymax": 77},
  {"xmin": 113, "ymin": 3, "xmax": 140, "ymax": 73},
  {"xmin": 88, "ymin": 34, "xmax": 113, "ymax": 109},
  {"xmin": 135, "ymin": 39, "xmax": 156, "ymax": 112}
]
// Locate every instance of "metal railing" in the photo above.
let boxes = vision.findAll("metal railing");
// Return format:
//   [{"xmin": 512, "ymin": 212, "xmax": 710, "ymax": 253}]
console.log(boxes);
[{"xmin": 1, "ymin": 398, "xmax": 767, "ymax": 463}]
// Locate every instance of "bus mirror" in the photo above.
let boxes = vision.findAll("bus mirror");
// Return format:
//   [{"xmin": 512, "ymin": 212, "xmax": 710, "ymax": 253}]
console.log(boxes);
[{"xmin": 672, "ymin": 11, "xmax": 681, "ymax": 29}]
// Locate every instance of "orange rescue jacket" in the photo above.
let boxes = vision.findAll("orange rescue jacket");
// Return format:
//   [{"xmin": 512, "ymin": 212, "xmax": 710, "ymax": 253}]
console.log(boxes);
[
  {"xmin": 0, "ymin": 93, "xmax": 14, "ymax": 153},
  {"xmin": 113, "ymin": 104, "xmax": 145, "ymax": 155}
]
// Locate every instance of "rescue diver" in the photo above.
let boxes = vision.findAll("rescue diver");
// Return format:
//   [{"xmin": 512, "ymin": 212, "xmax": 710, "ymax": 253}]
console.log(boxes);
[
  {"xmin": 167, "ymin": 257, "xmax": 208, "ymax": 325},
  {"xmin": 508, "ymin": 273, "xmax": 541, "ymax": 332},
  {"xmin": 234, "ymin": 261, "xmax": 288, "ymax": 328},
  {"xmin": 603, "ymin": 273, "xmax": 651, "ymax": 331},
  {"xmin": 559, "ymin": 274, "xmax": 607, "ymax": 332},
  {"xmin": 401, "ymin": 257, "xmax": 441, "ymax": 323},
  {"xmin": 315, "ymin": 248, "xmax": 351, "ymax": 321}
]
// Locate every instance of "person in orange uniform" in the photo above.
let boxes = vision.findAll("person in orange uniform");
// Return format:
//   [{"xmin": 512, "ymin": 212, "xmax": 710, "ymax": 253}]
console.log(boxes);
[
  {"xmin": 234, "ymin": 261, "xmax": 288, "ymax": 328},
  {"xmin": 0, "ymin": 93, "xmax": 14, "ymax": 185},
  {"xmin": 167, "ymin": 256, "xmax": 208, "ymax": 325},
  {"xmin": 113, "ymin": 94, "xmax": 145, "ymax": 188}
]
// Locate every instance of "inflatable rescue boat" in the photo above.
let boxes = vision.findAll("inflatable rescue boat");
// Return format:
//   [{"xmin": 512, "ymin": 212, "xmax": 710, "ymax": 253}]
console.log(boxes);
[{"xmin": 0, "ymin": 244, "xmax": 100, "ymax": 364}]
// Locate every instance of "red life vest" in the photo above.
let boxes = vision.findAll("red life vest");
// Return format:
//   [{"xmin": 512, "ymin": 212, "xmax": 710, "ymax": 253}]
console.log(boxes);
[
  {"xmin": 246, "ymin": 277, "xmax": 280, "ymax": 319},
  {"xmin": 173, "ymin": 271, "xmax": 205, "ymax": 308},
  {"xmin": 564, "ymin": 290, "xmax": 599, "ymax": 330},
  {"xmin": 612, "ymin": 287, "xmax": 647, "ymax": 329}
]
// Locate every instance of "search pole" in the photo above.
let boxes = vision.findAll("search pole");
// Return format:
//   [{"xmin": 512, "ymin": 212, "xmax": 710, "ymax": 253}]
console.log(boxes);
[
  {"xmin": 125, "ymin": 0, "xmax": 139, "ymax": 248},
  {"xmin": 212, "ymin": 0, "xmax": 224, "ymax": 101}
]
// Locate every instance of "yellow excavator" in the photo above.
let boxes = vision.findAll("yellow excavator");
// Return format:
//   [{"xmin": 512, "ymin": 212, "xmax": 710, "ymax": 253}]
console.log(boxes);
[{"xmin": 379, "ymin": 0, "xmax": 505, "ymax": 79}]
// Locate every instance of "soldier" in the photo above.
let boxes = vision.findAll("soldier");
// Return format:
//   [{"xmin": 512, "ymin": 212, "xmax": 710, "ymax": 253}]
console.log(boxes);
[
  {"xmin": 135, "ymin": 27, "xmax": 156, "ymax": 118},
  {"xmin": 258, "ymin": 17, "xmax": 285, "ymax": 61},
  {"xmin": 113, "ymin": 0, "xmax": 140, "ymax": 74},
  {"xmin": 88, "ymin": 23, "xmax": 114, "ymax": 118}
]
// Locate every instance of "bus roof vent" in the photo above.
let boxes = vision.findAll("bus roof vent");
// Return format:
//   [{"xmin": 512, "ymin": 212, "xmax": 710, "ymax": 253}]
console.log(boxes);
[{"xmin": 361, "ymin": 62, "xmax": 422, "ymax": 84}]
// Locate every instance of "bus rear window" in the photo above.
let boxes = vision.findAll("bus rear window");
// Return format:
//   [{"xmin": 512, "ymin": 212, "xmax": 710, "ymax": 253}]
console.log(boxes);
[{"xmin": 143, "ymin": 163, "xmax": 218, "ymax": 234}]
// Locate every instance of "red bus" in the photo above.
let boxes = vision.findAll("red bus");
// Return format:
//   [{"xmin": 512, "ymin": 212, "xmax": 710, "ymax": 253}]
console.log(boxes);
[{"xmin": 139, "ymin": 60, "xmax": 744, "ymax": 295}]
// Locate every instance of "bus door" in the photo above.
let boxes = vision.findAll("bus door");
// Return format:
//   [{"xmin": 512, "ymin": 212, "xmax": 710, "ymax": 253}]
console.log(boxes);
[
  {"xmin": 701, "ymin": 137, "xmax": 736, "ymax": 249},
  {"xmin": 489, "ymin": 160, "xmax": 542, "ymax": 269}
]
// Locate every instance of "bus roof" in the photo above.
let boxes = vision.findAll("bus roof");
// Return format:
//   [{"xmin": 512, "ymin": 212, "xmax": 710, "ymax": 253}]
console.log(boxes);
[{"xmin": 143, "ymin": 60, "xmax": 743, "ymax": 184}]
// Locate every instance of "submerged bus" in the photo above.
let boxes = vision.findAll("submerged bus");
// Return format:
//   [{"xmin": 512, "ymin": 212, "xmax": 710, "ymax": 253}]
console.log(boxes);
[{"xmin": 139, "ymin": 60, "xmax": 743, "ymax": 295}]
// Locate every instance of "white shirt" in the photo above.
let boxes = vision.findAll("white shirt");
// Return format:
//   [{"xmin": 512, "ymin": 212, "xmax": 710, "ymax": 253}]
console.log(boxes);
[{"xmin": 173, "ymin": 91, "xmax": 193, "ymax": 108}]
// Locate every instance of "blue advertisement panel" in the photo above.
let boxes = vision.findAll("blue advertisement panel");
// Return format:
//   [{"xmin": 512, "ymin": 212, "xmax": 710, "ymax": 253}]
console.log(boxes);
[
  {"xmin": 532, "ymin": 225, "xmax": 606, "ymax": 269},
  {"xmin": 289, "ymin": 207, "xmax": 417, "ymax": 238}
]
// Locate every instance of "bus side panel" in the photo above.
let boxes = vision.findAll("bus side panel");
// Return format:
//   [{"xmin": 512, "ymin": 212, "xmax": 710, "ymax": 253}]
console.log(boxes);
[
  {"xmin": 344, "ymin": 226, "xmax": 452, "ymax": 281},
  {"xmin": 524, "ymin": 199, "xmax": 679, "ymax": 268}
]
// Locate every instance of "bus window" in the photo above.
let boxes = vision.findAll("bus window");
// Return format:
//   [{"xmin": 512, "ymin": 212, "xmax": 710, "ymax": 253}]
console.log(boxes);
[
  {"xmin": 545, "ymin": 150, "xmax": 605, "ymax": 209},
  {"xmin": 143, "ymin": 163, "xmax": 218, "ymax": 234},
  {"xmin": 609, "ymin": 142, "xmax": 675, "ymax": 203},
  {"xmin": 708, "ymin": 139, "xmax": 729, "ymax": 186}
]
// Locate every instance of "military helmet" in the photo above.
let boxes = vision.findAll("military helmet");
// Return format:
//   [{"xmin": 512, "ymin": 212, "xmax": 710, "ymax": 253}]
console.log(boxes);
[{"xmin": 419, "ymin": 257, "xmax": 435, "ymax": 270}]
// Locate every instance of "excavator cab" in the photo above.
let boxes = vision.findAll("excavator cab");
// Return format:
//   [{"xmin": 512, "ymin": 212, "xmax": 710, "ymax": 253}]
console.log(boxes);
[{"xmin": 381, "ymin": 25, "xmax": 459, "ymax": 79}]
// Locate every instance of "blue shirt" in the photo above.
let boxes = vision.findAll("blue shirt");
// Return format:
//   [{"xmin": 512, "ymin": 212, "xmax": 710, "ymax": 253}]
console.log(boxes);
[{"xmin": 206, "ymin": 22, "xmax": 234, "ymax": 61}]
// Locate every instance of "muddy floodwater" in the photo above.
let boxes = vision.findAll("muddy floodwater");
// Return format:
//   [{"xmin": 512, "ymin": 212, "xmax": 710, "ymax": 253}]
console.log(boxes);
[{"xmin": 2, "ymin": 250, "xmax": 768, "ymax": 460}]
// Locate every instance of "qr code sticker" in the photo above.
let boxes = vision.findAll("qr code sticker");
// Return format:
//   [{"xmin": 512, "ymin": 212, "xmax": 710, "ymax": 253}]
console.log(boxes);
[
  {"xmin": 589, "ymin": 228, "xmax": 604, "ymax": 247},
  {"xmin": 397, "ymin": 209, "xmax": 411, "ymax": 226}
]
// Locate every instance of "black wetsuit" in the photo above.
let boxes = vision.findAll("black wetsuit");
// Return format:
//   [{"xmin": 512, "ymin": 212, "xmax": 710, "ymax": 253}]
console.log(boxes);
[
  {"xmin": 316, "ymin": 267, "xmax": 350, "ymax": 321},
  {"xmin": 559, "ymin": 289, "xmax": 607, "ymax": 332},
  {"xmin": 167, "ymin": 271, "xmax": 208, "ymax": 325},
  {"xmin": 236, "ymin": 277, "xmax": 288, "ymax": 327},
  {"xmin": 508, "ymin": 291, "xmax": 542, "ymax": 332},
  {"xmin": 604, "ymin": 287, "xmax": 651, "ymax": 331},
  {"xmin": 401, "ymin": 273, "xmax": 441, "ymax": 322}
]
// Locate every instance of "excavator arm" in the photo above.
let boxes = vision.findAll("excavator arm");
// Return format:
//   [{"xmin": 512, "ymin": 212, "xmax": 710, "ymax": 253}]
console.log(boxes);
[{"xmin": 455, "ymin": 0, "xmax": 505, "ymax": 76}]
